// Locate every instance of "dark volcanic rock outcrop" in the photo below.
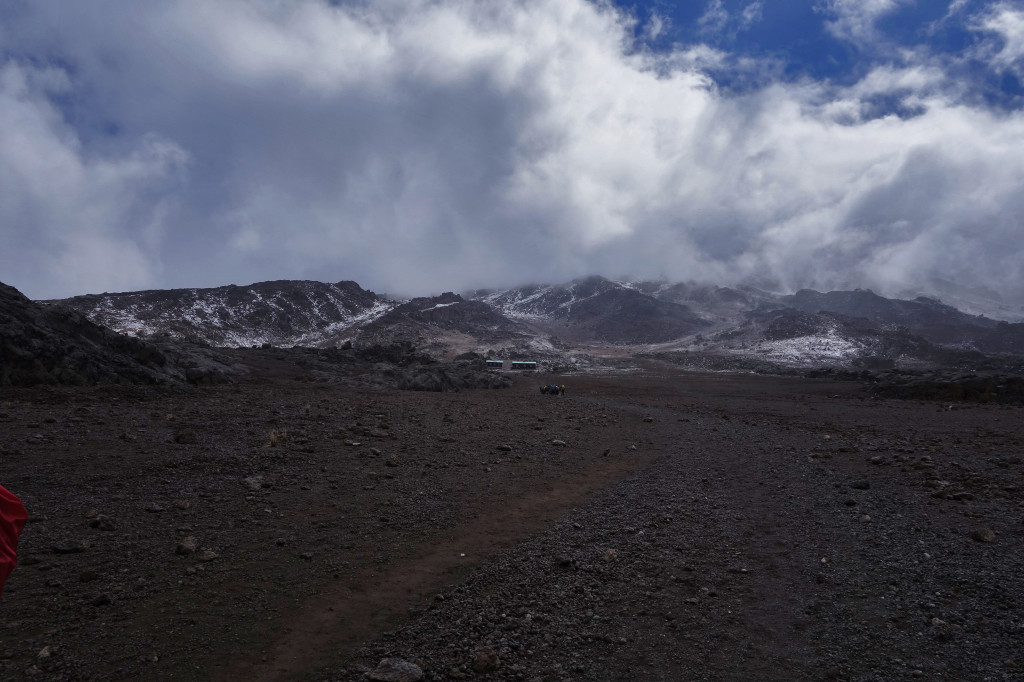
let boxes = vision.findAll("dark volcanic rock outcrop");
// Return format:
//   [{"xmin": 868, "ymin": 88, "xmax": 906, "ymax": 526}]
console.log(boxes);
[
  {"xmin": 870, "ymin": 371, "xmax": 1024, "ymax": 403},
  {"xmin": 785, "ymin": 288, "xmax": 980, "ymax": 329},
  {"xmin": 639, "ymin": 281, "xmax": 782, "ymax": 323},
  {"xmin": 970, "ymin": 320, "xmax": 1024, "ymax": 354},
  {"xmin": 1, "ymin": 282, "xmax": 234, "ymax": 386},
  {"xmin": 566, "ymin": 282, "xmax": 709, "ymax": 344},
  {"xmin": 783, "ymin": 288, "xmax": 1023, "ymax": 351},
  {"xmin": 473, "ymin": 276, "xmax": 709, "ymax": 344},
  {"xmin": 359, "ymin": 293, "xmax": 527, "ymax": 346}
]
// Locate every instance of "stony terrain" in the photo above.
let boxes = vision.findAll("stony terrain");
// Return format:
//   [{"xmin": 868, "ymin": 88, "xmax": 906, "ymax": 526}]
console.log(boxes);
[{"xmin": 1, "ymin": 364, "xmax": 1022, "ymax": 681}]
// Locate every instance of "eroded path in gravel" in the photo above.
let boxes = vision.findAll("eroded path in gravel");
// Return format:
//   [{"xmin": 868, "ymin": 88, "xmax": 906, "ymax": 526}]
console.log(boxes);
[{"xmin": 225, "ymin": 446, "xmax": 658, "ymax": 682}]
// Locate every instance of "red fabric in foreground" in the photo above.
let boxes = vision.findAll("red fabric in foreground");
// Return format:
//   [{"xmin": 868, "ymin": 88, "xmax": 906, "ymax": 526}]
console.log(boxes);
[{"xmin": 0, "ymin": 484, "xmax": 27, "ymax": 599}]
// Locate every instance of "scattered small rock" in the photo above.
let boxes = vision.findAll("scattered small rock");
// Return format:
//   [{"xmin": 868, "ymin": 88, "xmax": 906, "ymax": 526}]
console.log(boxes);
[
  {"xmin": 971, "ymin": 528, "xmax": 996, "ymax": 543},
  {"xmin": 472, "ymin": 646, "xmax": 500, "ymax": 673},
  {"xmin": 173, "ymin": 429, "xmax": 198, "ymax": 445},
  {"xmin": 88, "ymin": 515, "xmax": 115, "ymax": 531},
  {"xmin": 365, "ymin": 657, "xmax": 424, "ymax": 682},
  {"xmin": 52, "ymin": 540, "xmax": 86, "ymax": 555},
  {"xmin": 196, "ymin": 549, "xmax": 218, "ymax": 562},
  {"xmin": 176, "ymin": 537, "xmax": 197, "ymax": 556},
  {"xmin": 849, "ymin": 480, "xmax": 871, "ymax": 490}
]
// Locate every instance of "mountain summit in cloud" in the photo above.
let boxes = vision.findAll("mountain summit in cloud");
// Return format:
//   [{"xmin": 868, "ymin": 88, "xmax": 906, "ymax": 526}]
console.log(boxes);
[{"xmin": 2, "ymin": 0, "xmax": 1023, "ymax": 309}]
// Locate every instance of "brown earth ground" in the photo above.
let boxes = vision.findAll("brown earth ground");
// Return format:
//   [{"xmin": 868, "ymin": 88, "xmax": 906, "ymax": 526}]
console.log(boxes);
[{"xmin": 1, "ymin": 363, "xmax": 1023, "ymax": 681}]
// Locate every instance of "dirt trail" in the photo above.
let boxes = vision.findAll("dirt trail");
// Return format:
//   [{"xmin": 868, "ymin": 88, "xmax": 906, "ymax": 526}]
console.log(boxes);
[{"xmin": 223, "ymin": 446, "xmax": 658, "ymax": 682}]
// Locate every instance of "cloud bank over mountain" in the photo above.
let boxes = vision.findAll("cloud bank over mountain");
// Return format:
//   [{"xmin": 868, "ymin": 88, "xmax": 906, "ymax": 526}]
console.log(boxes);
[{"xmin": 1, "ymin": 0, "xmax": 1023, "ymax": 302}]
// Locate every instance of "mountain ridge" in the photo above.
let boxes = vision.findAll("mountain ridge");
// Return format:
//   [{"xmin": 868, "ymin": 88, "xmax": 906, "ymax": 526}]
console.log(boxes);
[{"xmin": 42, "ymin": 275, "xmax": 1024, "ymax": 371}]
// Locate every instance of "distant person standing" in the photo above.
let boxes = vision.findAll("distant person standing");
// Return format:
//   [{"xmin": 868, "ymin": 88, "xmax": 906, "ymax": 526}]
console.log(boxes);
[{"xmin": 559, "ymin": 384, "xmax": 565, "ymax": 396}]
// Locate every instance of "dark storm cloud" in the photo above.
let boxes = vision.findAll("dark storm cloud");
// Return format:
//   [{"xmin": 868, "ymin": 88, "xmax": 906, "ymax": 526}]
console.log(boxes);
[{"xmin": 1, "ymin": 0, "xmax": 1023, "ymax": 305}]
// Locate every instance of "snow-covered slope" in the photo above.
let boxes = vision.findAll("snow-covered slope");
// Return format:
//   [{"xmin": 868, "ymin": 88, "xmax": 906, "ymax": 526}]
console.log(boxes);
[
  {"xmin": 54, "ymin": 280, "xmax": 395, "ymax": 348},
  {"xmin": 680, "ymin": 309, "xmax": 934, "ymax": 368}
]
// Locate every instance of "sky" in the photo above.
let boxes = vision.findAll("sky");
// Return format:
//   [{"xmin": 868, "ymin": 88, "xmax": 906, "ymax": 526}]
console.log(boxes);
[{"xmin": 1, "ymin": 0, "xmax": 1024, "ymax": 303}]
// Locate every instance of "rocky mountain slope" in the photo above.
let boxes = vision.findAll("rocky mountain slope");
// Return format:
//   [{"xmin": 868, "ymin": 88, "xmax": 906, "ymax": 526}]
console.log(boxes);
[
  {"xmin": 901, "ymin": 277, "xmax": 1024, "ymax": 322},
  {"xmin": 686, "ymin": 309, "xmax": 932, "ymax": 369},
  {"xmin": 635, "ymin": 280, "xmax": 782, "ymax": 324},
  {"xmin": 469, "ymin": 276, "xmax": 710, "ymax": 344},
  {"xmin": 0, "ymin": 282, "xmax": 234, "ymax": 387},
  {"xmin": 358, "ymin": 292, "xmax": 530, "ymax": 348},
  {"xmin": 3, "ymin": 280, "xmax": 510, "ymax": 392},
  {"xmin": 779, "ymin": 288, "xmax": 1024, "ymax": 355},
  {"xmin": 53, "ymin": 280, "xmax": 392, "ymax": 349}
]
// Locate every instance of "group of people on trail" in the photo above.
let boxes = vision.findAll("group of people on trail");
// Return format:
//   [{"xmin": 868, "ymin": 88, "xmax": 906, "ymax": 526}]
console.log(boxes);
[{"xmin": 540, "ymin": 383, "xmax": 566, "ymax": 396}]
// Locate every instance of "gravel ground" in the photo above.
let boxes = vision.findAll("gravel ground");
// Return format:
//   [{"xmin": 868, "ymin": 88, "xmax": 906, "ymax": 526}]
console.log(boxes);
[
  {"xmin": 1, "ymin": 369, "xmax": 1022, "ymax": 681},
  {"xmin": 342, "ymin": 375, "xmax": 1024, "ymax": 682}
]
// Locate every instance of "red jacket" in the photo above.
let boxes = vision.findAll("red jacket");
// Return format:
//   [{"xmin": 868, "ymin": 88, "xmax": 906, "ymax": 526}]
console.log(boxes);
[{"xmin": 0, "ymin": 485, "xmax": 26, "ymax": 598}]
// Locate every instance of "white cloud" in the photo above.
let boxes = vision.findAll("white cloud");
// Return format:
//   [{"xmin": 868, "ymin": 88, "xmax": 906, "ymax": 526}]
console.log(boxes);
[
  {"xmin": 973, "ymin": 2, "xmax": 1024, "ymax": 73},
  {"xmin": 0, "ymin": 62, "xmax": 187, "ymax": 298},
  {"xmin": 698, "ymin": 0, "xmax": 729, "ymax": 35},
  {"xmin": 819, "ymin": 0, "xmax": 910, "ymax": 46},
  {"xmin": 741, "ymin": 2, "xmax": 764, "ymax": 29},
  {"xmin": 644, "ymin": 12, "xmax": 668, "ymax": 42},
  {"xmin": 0, "ymin": 0, "xmax": 1023, "ymax": 306}
]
